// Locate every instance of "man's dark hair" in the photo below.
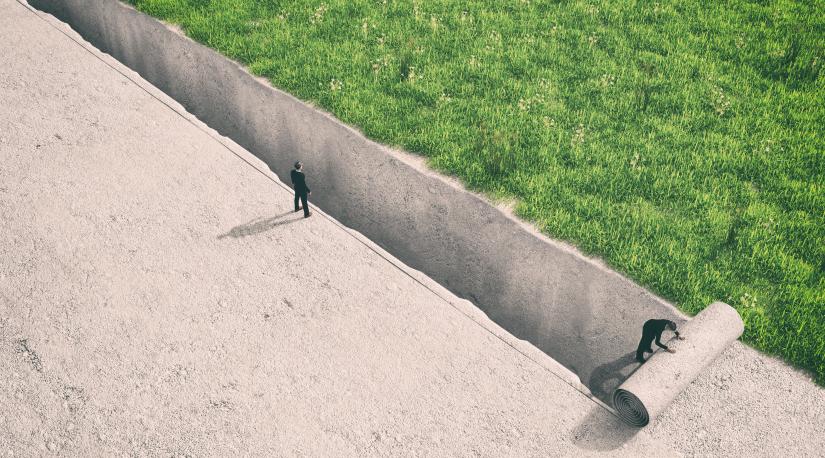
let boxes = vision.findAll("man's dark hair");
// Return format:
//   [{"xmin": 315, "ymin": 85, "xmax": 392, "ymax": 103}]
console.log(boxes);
[
  {"xmin": 294, "ymin": 161, "xmax": 303, "ymax": 170},
  {"xmin": 668, "ymin": 321, "xmax": 677, "ymax": 330}
]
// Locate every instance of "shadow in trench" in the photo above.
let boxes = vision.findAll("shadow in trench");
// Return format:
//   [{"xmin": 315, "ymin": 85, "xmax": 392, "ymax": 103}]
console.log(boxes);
[
  {"xmin": 218, "ymin": 211, "xmax": 301, "ymax": 239},
  {"xmin": 587, "ymin": 351, "xmax": 641, "ymax": 404}
]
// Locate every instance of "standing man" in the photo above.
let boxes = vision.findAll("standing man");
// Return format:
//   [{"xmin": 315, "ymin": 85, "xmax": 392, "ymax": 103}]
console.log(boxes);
[
  {"xmin": 635, "ymin": 319, "xmax": 684, "ymax": 363},
  {"xmin": 290, "ymin": 161, "xmax": 312, "ymax": 218}
]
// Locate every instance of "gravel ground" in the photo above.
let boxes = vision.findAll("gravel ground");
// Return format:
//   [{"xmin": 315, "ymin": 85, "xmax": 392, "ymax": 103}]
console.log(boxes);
[
  {"xmin": 648, "ymin": 341, "xmax": 825, "ymax": 457},
  {"xmin": 1, "ymin": 1, "xmax": 823, "ymax": 456}
]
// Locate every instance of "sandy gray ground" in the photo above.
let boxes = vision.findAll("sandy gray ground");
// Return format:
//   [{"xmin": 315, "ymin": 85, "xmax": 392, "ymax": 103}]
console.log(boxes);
[{"xmin": 0, "ymin": 1, "xmax": 823, "ymax": 456}]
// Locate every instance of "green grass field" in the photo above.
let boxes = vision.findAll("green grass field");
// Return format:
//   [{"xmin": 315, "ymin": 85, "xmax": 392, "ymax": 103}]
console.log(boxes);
[{"xmin": 127, "ymin": 0, "xmax": 824, "ymax": 383}]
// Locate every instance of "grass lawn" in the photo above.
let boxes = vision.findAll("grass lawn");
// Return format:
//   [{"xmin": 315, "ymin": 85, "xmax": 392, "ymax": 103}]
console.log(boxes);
[{"xmin": 127, "ymin": 0, "xmax": 824, "ymax": 383}]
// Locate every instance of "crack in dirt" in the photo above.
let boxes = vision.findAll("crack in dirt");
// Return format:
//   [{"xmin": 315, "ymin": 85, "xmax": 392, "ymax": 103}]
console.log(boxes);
[{"xmin": 15, "ymin": 338, "xmax": 43, "ymax": 372}]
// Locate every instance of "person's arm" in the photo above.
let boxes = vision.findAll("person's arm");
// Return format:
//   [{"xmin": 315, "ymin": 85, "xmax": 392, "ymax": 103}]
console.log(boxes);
[
  {"xmin": 655, "ymin": 331, "xmax": 675, "ymax": 353},
  {"xmin": 654, "ymin": 331, "xmax": 668, "ymax": 350}
]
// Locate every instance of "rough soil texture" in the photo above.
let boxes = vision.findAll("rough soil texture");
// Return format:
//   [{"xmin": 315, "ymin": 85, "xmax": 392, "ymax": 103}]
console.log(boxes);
[
  {"xmin": 1, "ymin": 1, "xmax": 823, "ymax": 456},
  {"xmin": 650, "ymin": 342, "xmax": 825, "ymax": 457}
]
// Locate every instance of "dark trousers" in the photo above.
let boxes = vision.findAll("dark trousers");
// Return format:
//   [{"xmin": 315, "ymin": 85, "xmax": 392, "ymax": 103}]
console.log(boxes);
[
  {"xmin": 636, "ymin": 337, "xmax": 653, "ymax": 362},
  {"xmin": 294, "ymin": 191, "xmax": 309, "ymax": 216}
]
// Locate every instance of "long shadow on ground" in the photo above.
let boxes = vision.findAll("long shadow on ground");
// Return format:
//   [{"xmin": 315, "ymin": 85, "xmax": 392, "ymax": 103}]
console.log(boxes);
[{"xmin": 218, "ymin": 211, "xmax": 302, "ymax": 239}]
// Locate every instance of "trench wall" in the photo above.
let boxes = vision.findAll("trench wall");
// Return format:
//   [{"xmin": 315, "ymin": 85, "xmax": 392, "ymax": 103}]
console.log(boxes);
[{"xmin": 29, "ymin": 0, "xmax": 686, "ymax": 399}]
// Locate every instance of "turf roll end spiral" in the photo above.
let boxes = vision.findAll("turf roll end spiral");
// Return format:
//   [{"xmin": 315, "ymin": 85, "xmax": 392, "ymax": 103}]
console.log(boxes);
[{"xmin": 613, "ymin": 389, "xmax": 649, "ymax": 427}]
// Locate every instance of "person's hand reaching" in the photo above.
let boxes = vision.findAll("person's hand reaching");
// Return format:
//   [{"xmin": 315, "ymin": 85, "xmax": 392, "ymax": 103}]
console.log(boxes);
[{"xmin": 666, "ymin": 348, "xmax": 676, "ymax": 354}]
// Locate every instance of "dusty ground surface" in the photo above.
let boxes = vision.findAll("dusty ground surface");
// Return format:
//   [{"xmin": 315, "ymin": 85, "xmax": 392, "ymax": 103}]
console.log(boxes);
[
  {"xmin": 1, "ymin": 1, "xmax": 822, "ymax": 456},
  {"xmin": 649, "ymin": 341, "xmax": 825, "ymax": 457}
]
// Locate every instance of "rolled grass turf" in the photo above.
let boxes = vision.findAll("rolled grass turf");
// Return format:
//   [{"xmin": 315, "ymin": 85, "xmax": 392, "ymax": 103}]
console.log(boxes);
[
  {"xmin": 613, "ymin": 302, "xmax": 745, "ymax": 427},
  {"xmin": 124, "ymin": 0, "xmax": 824, "ymax": 383}
]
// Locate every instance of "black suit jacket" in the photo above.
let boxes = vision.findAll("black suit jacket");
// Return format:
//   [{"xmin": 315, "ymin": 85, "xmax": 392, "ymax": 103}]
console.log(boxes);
[
  {"xmin": 290, "ymin": 169, "xmax": 310, "ymax": 194},
  {"xmin": 641, "ymin": 319, "xmax": 674, "ymax": 350}
]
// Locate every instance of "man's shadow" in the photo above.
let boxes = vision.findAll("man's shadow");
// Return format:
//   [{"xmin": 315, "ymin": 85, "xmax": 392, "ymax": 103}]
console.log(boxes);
[
  {"xmin": 217, "ymin": 211, "xmax": 302, "ymax": 239},
  {"xmin": 587, "ymin": 351, "xmax": 640, "ymax": 404}
]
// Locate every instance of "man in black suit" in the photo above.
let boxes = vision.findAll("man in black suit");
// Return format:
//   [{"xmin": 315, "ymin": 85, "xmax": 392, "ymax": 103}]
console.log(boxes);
[
  {"xmin": 635, "ymin": 319, "xmax": 684, "ymax": 363},
  {"xmin": 290, "ymin": 161, "xmax": 311, "ymax": 218}
]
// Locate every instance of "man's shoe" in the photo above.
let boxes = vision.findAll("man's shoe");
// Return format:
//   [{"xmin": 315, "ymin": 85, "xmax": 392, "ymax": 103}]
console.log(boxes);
[
  {"xmin": 295, "ymin": 206, "xmax": 303, "ymax": 212},
  {"xmin": 304, "ymin": 212, "xmax": 312, "ymax": 218}
]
